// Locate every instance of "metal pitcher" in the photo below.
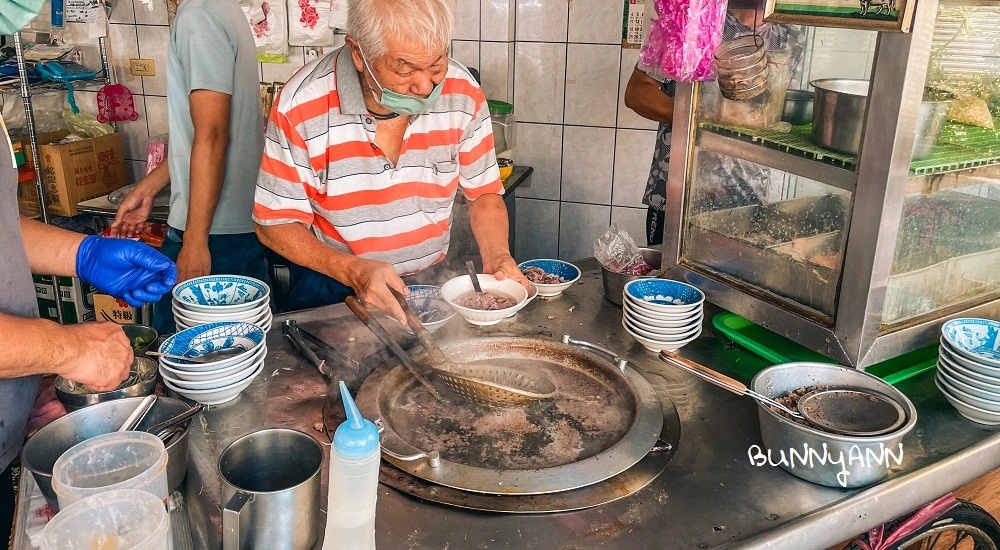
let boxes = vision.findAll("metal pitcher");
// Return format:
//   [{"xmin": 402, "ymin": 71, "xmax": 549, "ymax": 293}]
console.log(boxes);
[{"xmin": 219, "ymin": 428, "xmax": 324, "ymax": 550}]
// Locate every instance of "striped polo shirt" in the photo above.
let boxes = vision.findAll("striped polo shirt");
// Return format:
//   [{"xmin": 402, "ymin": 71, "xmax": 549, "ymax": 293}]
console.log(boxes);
[{"xmin": 253, "ymin": 46, "xmax": 503, "ymax": 275}]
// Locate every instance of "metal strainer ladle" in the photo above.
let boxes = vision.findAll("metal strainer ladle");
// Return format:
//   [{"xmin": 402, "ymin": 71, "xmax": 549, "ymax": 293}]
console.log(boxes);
[
  {"xmin": 658, "ymin": 351, "xmax": 905, "ymax": 436},
  {"xmin": 390, "ymin": 288, "xmax": 556, "ymax": 408}
]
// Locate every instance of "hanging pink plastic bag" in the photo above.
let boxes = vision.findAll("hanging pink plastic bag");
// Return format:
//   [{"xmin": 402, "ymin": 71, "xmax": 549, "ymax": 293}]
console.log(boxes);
[{"xmin": 639, "ymin": 0, "xmax": 728, "ymax": 82}]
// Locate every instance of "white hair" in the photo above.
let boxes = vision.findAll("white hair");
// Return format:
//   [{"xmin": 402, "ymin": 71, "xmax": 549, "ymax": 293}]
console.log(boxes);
[{"xmin": 348, "ymin": 0, "xmax": 456, "ymax": 60}]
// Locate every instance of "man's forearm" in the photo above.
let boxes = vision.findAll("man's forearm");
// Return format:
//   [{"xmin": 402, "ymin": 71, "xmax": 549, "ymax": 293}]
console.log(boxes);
[
  {"xmin": 254, "ymin": 222, "xmax": 359, "ymax": 284},
  {"xmin": 184, "ymin": 133, "xmax": 227, "ymax": 244},
  {"xmin": 468, "ymin": 193, "xmax": 512, "ymax": 263},
  {"xmin": 138, "ymin": 162, "xmax": 170, "ymax": 196},
  {"xmin": 0, "ymin": 312, "xmax": 67, "ymax": 379},
  {"xmin": 19, "ymin": 217, "xmax": 84, "ymax": 276}
]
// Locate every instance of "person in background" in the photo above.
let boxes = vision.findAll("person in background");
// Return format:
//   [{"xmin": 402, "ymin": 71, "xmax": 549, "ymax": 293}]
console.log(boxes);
[
  {"xmin": 253, "ymin": 0, "xmax": 527, "ymax": 323},
  {"xmin": 0, "ymin": 118, "xmax": 177, "ymax": 542},
  {"xmin": 111, "ymin": 0, "xmax": 268, "ymax": 334},
  {"xmin": 625, "ymin": 4, "xmax": 803, "ymax": 246}
]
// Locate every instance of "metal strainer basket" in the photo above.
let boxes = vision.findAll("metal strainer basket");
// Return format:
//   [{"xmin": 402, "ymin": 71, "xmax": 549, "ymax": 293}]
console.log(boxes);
[{"xmin": 433, "ymin": 364, "xmax": 557, "ymax": 408}]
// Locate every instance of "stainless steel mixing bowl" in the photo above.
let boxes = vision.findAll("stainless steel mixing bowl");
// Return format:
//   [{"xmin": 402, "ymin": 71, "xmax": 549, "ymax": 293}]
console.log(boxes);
[{"xmin": 21, "ymin": 396, "xmax": 194, "ymax": 511}]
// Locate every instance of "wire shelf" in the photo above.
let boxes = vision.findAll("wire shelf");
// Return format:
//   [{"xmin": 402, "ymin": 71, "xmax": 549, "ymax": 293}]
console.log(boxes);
[
  {"xmin": 0, "ymin": 75, "xmax": 109, "ymax": 96},
  {"xmin": 701, "ymin": 119, "xmax": 1000, "ymax": 178}
]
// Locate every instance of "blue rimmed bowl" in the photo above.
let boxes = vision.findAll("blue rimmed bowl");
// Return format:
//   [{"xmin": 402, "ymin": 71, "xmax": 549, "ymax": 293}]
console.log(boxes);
[
  {"xmin": 518, "ymin": 259, "xmax": 581, "ymax": 297},
  {"xmin": 623, "ymin": 278, "xmax": 705, "ymax": 313},
  {"xmin": 942, "ymin": 318, "xmax": 1000, "ymax": 369},
  {"xmin": 172, "ymin": 275, "xmax": 270, "ymax": 314},
  {"xmin": 158, "ymin": 322, "xmax": 265, "ymax": 370},
  {"xmin": 388, "ymin": 285, "xmax": 456, "ymax": 333}
]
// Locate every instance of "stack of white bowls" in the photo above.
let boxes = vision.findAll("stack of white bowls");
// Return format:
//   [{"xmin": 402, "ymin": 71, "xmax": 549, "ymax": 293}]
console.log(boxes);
[
  {"xmin": 171, "ymin": 275, "xmax": 272, "ymax": 332},
  {"xmin": 622, "ymin": 279, "xmax": 705, "ymax": 352},
  {"xmin": 157, "ymin": 321, "xmax": 266, "ymax": 405},
  {"xmin": 935, "ymin": 318, "xmax": 1000, "ymax": 425}
]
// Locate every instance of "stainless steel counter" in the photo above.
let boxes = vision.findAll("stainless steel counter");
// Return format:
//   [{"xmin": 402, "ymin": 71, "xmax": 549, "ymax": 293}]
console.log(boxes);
[{"xmin": 21, "ymin": 260, "xmax": 1000, "ymax": 549}]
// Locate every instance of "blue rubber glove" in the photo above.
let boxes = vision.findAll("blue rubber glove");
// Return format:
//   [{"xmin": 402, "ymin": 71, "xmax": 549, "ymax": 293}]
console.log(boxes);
[{"xmin": 76, "ymin": 235, "xmax": 178, "ymax": 307}]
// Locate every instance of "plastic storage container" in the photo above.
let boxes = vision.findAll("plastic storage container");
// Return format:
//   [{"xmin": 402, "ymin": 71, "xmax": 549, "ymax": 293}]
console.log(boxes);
[
  {"xmin": 488, "ymin": 100, "xmax": 515, "ymax": 181},
  {"xmin": 40, "ymin": 489, "xmax": 172, "ymax": 550},
  {"xmin": 51, "ymin": 431, "xmax": 169, "ymax": 509},
  {"xmin": 323, "ymin": 381, "xmax": 380, "ymax": 550}
]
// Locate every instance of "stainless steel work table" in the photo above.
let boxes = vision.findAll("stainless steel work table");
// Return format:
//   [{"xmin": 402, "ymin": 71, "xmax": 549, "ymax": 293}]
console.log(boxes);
[{"xmin": 21, "ymin": 261, "xmax": 1000, "ymax": 549}]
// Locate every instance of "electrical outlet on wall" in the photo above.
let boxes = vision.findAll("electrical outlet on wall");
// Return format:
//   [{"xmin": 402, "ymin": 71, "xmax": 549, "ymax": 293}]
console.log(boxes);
[{"xmin": 129, "ymin": 59, "xmax": 155, "ymax": 76}]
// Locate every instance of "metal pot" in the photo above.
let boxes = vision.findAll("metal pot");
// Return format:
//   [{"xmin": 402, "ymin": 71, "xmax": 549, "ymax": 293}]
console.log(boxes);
[
  {"xmin": 21, "ymin": 396, "xmax": 194, "ymax": 511},
  {"xmin": 601, "ymin": 247, "xmax": 662, "ymax": 306},
  {"xmin": 811, "ymin": 79, "xmax": 870, "ymax": 155},
  {"xmin": 751, "ymin": 363, "xmax": 917, "ymax": 488},
  {"xmin": 782, "ymin": 89, "xmax": 814, "ymax": 125},
  {"xmin": 54, "ymin": 357, "xmax": 158, "ymax": 411}
]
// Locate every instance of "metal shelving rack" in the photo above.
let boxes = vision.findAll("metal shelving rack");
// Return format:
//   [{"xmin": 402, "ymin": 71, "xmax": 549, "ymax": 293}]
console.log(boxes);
[
  {"xmin": 5, "ymin": 29, "xmax": 115, "ymax": 324},
  {"xmin": 662, "ymin": 0, "xmax": 1000, "ymax": 367}
]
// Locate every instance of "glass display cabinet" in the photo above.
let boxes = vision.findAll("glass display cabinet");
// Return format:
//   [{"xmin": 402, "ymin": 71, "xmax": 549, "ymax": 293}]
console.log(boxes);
[{"xmin": 662, "ymin": 0, "xmax": 1000, "ymax": 367}]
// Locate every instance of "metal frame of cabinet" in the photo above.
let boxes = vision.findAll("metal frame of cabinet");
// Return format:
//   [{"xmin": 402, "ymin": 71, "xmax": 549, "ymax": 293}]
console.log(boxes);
[
  {"xmin": 6, "ymin": 28, "xmax": 114, "ymax": 323},
  {"xmin": 662, "ymin": 0, "xmax": 1000, "ymax": 367}
]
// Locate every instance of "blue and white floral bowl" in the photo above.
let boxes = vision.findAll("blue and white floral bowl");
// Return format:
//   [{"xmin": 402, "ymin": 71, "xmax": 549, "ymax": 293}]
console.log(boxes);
[
  {"xmin": 388, "ymin": 285, "xmax": 456, "ymax": 333},
  {"xmin": 517, "ymin": 259, "xmax": 581, "ymax": 297},
  {"xmin": 942, "ymin": 318, "xmax": 1000, "ymax": 369},
  {"xmin": 158, "ymin": 322, "xmax": 265, "ymax": 370},
  {"xmin": 623, "ymin": 279, "xmax": 705, "ymax": 313},
  {"xmin": 172, "ymin": 275, "xmax": 270, "ymax": 314}
]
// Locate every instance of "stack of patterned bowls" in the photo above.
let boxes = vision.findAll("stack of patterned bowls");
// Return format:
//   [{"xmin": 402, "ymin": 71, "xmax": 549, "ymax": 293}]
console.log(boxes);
[
  {"xmin": 171, "ymin": 275, "xmax": 272, "ymax": 332},
  {"xmin": 622, "ymin": 279, "xmax": 705, "ymax": 352},
  {"xmin": 935, "ymin": 318, "xmax": 1000, "ymax": 425},
  {"xmin": 157, "ymin": 322, "xmax": 266, "ymax": 405}
]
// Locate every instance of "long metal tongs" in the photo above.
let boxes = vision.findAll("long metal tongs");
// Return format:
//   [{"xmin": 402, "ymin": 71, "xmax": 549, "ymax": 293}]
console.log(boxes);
[{"xmin": 282, "ymin": 320, "xmax": 360, "ymax": 378}]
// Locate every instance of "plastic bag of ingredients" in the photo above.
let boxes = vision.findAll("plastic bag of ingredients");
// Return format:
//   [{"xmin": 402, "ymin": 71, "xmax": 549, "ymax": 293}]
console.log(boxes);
[
  {"xmin": 639, "ymin": 0, "xmax": 727, "ymax": 82},
  {"xmin": 242, "ymin": 0, "xmax": 289, "ymax": 63},
  {"xmin": 288, "ymin": 0, "xmax": 335, "ymax": 46},
  {"xmin": 593, "ymin": 225, "xmax": 656, "ymax": 275},
  {"xmin": 61, "ymin": 109, "xmax": 114, "ymax": 138}
]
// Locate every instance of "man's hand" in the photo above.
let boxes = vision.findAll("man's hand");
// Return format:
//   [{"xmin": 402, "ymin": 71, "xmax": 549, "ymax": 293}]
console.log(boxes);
[
  {"xmin": 56, "ymin": 322, "xmax": 133, "ymax": 391},
  {"xmin": 483, "ymin": 251, "xmax": 531, "ymax": 290},
  {"xmin": 109, "ymin": 188, "xmax": 155, "ymax": 238},
  {"xmin": 176, "ymin": 241, "xmax": 212, "ymax": 284},
  {"xmin": 345, "ymin": 258, "xmax": 409, "ymax": 324},
  {"xmin": 76, "ymin": 235, "xmax": 178, "ymax": 306}
]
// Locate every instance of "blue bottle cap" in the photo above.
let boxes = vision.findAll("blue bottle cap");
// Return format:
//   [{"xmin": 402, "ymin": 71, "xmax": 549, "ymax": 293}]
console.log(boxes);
[{"xmin": 334, "ymin": 381, "xmax": 379, "ymax": 459}]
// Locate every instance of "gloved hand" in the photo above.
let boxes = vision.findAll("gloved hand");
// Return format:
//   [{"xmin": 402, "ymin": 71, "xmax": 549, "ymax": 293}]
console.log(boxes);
[{"xmin": 76, "ymin": 235, "xmax": 178, "ymax": 306}]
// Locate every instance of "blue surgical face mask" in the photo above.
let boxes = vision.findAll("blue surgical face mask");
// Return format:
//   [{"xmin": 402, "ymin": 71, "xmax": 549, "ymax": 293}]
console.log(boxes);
[{"xmin": 358, "ymin": 47, "xmax": 444, "ymax": 116}]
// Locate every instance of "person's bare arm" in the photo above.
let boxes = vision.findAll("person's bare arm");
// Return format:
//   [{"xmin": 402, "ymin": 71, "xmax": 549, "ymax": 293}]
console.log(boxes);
[
  {"xmin": 624, "ymin": 68, "xmax": 674, "ymax": 123},
  {"xmin": 467, "ymin": 193, "xmax": 528, "ymax": 287},
  {"xmin": 19, "ymin": 217, "xmax": 84, "ymax": 276},
  {"xmin": 254, "ymin": 222, "xmax": 409, "ymax": 323},
  {"xmin": 109, "ymin": 162, "xmax": 170, "ymax": 237},
  {"xmin": 0, "ymin": 313, "xmax": 132, "ymax": 390},
  {"xmin": 177, "ymin": 89, "xmax": 232, "ymax": 282}
]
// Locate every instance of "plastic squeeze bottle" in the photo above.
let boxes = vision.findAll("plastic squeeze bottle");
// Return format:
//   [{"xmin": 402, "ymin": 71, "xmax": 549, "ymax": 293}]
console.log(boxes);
[{"xmin": 323, "ymin": 381, "xmax": 380, "ymax": 550}]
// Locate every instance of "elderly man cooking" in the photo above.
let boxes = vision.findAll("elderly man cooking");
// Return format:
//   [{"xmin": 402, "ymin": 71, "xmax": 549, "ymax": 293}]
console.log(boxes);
[{"xmin": 253, "ymin": 0, "xmax": 525, "ymax": 322}]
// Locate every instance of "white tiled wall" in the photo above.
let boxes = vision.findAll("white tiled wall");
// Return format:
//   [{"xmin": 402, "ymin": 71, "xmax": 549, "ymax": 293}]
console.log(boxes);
[{"xmin": 90, "ymin": 0, "xmax": 875, "ymax": 265}]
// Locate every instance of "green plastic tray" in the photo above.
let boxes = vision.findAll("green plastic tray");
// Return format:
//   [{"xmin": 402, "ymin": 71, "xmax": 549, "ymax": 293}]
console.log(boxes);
[{"xmin": 713, "ymin": 312, "xmax": 938, "ymax": 386}]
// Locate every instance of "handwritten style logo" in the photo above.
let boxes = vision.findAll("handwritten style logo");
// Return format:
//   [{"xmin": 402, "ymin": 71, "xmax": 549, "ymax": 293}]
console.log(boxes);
[{"xmin": 747, "ymin": 443, "xmax": 903, "ymax": 487}]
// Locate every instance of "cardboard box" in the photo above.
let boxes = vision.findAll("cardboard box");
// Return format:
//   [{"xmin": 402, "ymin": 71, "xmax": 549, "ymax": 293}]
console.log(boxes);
[
  {"xmin": 93, "ymin": 293, "xmax": 140, "ymax": 325},
  {"xmin": 32, "ymin": 275, "xmax": 97, "ymax": 324},
  {"xmin": 16, "ymin": 131, "xmax": 128, "ymax": 216}
]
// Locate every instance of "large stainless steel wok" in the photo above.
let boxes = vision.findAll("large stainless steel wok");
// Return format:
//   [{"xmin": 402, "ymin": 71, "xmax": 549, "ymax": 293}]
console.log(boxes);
[{"xmin": 357, "ymin": 336, "xmax": 666, "ymax": 497}]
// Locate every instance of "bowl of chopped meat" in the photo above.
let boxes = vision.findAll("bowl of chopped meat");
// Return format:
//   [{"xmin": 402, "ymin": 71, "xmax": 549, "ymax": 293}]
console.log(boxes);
[
  {"xmin": 387, "ymin": 285, "xmax": 456, "ymax": 333},
  {"xmin": 517, "ymin": 259, "xmax": 581, "ymax": 297},
  {"xmin": 440, "ymin": 274, "xmax": 531, "ymax": 326}
]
